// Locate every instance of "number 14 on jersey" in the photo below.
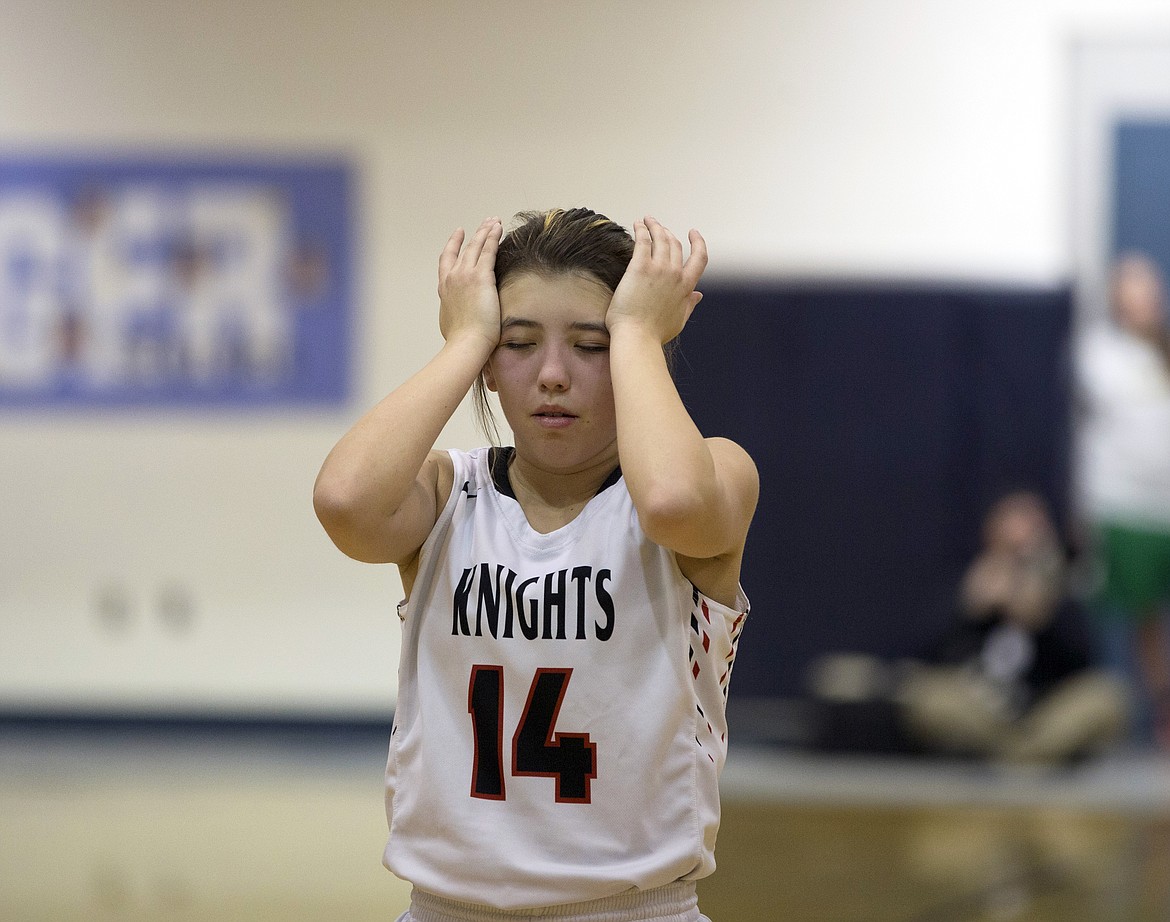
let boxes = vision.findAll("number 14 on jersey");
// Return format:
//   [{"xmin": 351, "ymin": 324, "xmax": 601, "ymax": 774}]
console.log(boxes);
[{"xmin": 468, "ymin": 665, "xmax": 597, "ymax": 804}]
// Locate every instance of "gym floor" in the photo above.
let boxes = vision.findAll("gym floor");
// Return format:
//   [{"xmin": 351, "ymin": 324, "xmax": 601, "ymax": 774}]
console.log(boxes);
[{"xmin": 2, "ymin": 725, "xmax": 1167, "ymax": 922}]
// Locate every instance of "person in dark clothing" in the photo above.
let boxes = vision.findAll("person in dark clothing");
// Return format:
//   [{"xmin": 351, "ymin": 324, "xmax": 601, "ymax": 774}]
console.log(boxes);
[{"xmin": 897, "ymin": 491, "xmax": 1129, "ymax": 764}]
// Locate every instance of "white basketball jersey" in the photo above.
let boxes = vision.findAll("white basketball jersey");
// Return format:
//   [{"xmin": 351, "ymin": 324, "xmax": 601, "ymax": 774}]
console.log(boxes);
[{"xmin": 384, "ymin": 447, "xmax": 749, "ymax": 910}]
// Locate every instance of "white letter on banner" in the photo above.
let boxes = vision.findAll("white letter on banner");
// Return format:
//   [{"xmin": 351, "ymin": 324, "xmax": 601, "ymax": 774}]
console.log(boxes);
[
  {"xmin": 182, "ymin": 188, "xmax": 290, "ymax": 384},
  {"xmin": 80, "ymin": 185, "xmax": 173, "ymax": 386},
  {"xmin": 0, "ymin": 193, "xmax": 65, "ymax": 387}
]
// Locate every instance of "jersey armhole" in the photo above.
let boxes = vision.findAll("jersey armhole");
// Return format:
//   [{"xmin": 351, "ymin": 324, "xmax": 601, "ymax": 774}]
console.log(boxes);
[{"xmin": 397, "ymin": 449, "xmax": 467, "ymax": 604}]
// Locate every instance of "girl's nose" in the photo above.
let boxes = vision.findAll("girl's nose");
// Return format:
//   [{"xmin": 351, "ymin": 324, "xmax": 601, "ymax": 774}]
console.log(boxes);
[{"xmin": 537, "ymin": 346, "xmax": 570, "ymax": 391}]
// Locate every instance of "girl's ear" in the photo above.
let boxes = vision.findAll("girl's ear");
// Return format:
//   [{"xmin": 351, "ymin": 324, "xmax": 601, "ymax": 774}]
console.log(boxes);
[{"xmin": 482, "ymin": 363, "xmax": 498, "ymax": 393}]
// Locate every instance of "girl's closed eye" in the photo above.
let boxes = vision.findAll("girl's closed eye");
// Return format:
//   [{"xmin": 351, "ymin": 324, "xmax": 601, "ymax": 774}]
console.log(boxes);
[
  {"xmin": 576, "ymin": 341, "xmax": 609, "ymax": 353},
  {"xmin": 500, "ymin": 340, "xmax": 535, "ymax": 350}
]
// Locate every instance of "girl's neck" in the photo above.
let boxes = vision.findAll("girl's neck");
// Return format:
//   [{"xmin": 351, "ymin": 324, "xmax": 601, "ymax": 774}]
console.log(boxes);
[{"xmin": 505, "ymin": 448, "xmax": 620, "ymax": 531}]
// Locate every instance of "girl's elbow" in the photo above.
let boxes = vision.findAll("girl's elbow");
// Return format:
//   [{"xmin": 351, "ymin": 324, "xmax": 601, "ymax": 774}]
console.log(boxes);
[
  {"xmin": 313, "ymin": 474, "xmax": 368, "ymax": 546},
  {"xmin": 313, "ymin": 473, "xmax": 348, "ymax": 526},
  {"xmin": 313, "ymin": 472, "xmax": 420, "ymax": 564},
  {"xmin": 635, "ymin": 486, "xmax": 709, "ymax": 543},
  {"xmin": 313, "ymin": 493, "xmax": 384, "ymax": 563}
]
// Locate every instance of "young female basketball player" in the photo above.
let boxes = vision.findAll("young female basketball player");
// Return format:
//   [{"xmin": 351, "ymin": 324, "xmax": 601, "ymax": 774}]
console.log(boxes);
[{"xmin": 314, "ymin": 208, "xmax": 758, "ymax": 922}]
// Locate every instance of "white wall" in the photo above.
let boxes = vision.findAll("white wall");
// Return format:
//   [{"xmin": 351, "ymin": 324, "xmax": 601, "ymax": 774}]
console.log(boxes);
[{"xmin": 2, "ymin": 0, "xmax": 1168, "ymax": 717}]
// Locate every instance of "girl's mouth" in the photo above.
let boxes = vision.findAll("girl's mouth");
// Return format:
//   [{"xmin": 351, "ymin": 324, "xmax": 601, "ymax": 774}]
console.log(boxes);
[{"xmin": 534, "ymin": 408, "xmax": 576, "ymax": 428}]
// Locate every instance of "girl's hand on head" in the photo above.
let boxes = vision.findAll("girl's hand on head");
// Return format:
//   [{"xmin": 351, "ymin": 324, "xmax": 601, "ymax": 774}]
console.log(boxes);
[
  {"xmin": 437, "ymin": 216, "xmax": 504, "ymax": 349},
  {"xmin": 606, "ymin": 216, "xmax": 707, "ymax": 344}
]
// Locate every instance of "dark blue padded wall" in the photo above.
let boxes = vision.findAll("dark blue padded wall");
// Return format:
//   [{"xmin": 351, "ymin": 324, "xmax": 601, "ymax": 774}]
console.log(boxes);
[{"xmin": 674, "ymin": 282, "xmax": 1073, "ymax": 699}]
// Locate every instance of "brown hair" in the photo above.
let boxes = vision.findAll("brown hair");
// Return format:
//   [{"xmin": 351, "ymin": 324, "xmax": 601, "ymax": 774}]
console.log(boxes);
[{"xmin": 473, "ymin": 208, "xmax": 636, "ymax": 442}]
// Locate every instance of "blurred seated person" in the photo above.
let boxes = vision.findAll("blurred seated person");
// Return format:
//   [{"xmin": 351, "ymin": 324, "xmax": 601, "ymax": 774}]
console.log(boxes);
[{"xmin": 896, "ymin": 490, "xmax": 1129, "ymax": 765}]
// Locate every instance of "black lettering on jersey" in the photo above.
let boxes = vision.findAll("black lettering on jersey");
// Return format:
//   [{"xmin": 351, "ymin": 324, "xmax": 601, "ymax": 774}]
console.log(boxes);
[
  {"xmin": 594, "ymin": 569, "xmax": 614, "ymax": 641},
  {"xmin": 500, "ymin": 568, "xmax": 517, "ymax": 638},
  {"xmin": 516, "ymin": 574, "xmax": 540, "ymax": 640},
  {"xmin": 513, "ymin": 668, "xmax": 596, "ymax": 803},
  {"xmin": 475, "ymin": 563, "xmax": 505, "ymax": 639},
  {"xmin": 468, "ymin": 664, "xmax": 506, "ymax": 800},
  {"xmin": 453, "ymin": 567, "xmax": 475, "ymax": 636},
  {"xmin": 542, "ymin": 569, "xmax": 566, "ymax": 640},
  {"xmin": 467, "ymin": 665, "xmax": 596, "ymax": 804},
  {"xmin": 570, "ymin": 567, "xmax": 591, "ymax": 640},
  {"xmin": 451, "ymin": 563, "xmax": 615, "ymax": 642}
]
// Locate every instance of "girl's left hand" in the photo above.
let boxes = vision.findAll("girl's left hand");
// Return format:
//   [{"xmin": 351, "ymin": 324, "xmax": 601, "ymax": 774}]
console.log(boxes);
[{"xmin": 606, "ymin": 216, "xmax": 707, "ymax": 344}]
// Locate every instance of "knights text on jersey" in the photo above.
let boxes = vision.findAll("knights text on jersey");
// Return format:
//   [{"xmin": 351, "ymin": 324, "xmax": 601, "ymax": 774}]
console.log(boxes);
[{"xmin": 383, "ymin": 448, "xmax": 749, "ymax": 910}]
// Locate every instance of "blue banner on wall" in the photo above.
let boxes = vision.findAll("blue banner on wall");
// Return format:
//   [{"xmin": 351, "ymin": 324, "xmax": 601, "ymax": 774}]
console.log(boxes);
[
  {"xmin": 1113, "ymin": 119, "xmax": 1170, "ymax": 279},
  {"xmin": 0, "ymin": 154, "xmax": 352, "ymax": 408}
]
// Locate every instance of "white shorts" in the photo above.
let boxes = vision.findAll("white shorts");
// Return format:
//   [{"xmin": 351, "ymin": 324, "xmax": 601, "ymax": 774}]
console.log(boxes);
[{"xmin": 394, "ymin": 881, "xmax": 711, "ymax": 922}]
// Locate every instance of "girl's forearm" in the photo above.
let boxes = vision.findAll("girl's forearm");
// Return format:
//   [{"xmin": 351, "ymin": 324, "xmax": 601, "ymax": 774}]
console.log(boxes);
[
  {"xmin": 315, "ymin": 334, "xmax": 494, "ymax": 519},
  {"xmin": 609, "ymin": 324, "xmax": 716, "ymax": 521}
]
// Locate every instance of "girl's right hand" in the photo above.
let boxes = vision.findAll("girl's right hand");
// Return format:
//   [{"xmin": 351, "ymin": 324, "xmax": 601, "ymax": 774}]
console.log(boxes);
[{"xmin": 437, "ymin": 216, "xmax": 503, "ymax": 349}]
